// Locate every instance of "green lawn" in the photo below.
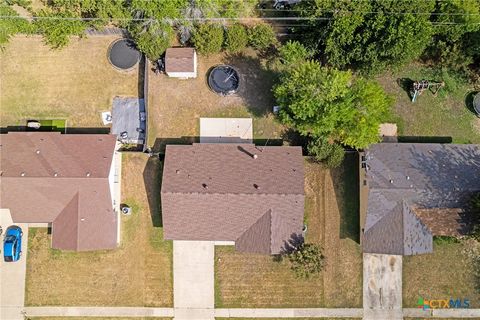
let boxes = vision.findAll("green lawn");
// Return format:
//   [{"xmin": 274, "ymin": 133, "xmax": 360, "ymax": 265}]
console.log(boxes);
[{"xmin": 377, "ymin": 64, "xmax": 480, "ymax": 144}]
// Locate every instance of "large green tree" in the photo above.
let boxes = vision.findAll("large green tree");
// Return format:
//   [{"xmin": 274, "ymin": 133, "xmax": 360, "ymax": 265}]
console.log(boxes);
[
  {"xmin": 428, "ymin": 0, "xmax": 480, "ymax": 71},
  {"xmin": 296, "ymin": 0, "xmax": 435, "ymax": 74},
  {"xmin": 274, "ymin": 60, "xmax": 392, "ymax": 149}
]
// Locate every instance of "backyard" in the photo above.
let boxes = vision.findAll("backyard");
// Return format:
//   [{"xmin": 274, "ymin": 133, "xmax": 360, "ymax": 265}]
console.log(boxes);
[
  {"xmin": 147, "ymin": 49, "xmax": 285, "ymax": 151},
  {"xmin": 377, "ymin": 64, "xmax": 480, "ymax": 144},
  {"xmin": 214, "ymin": 155, "xmax": 363, "ymax": 308},
  {"xmin": 0, "ymin": 35, "xmax": 139, "ymax": 129},
  {"xmin": 25, "ymin": 154, "xmax": 173, "ymax": 307}
]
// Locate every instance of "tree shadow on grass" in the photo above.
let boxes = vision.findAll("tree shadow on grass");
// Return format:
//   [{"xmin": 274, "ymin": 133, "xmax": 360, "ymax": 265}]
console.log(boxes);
[
  {"xmin": 221, "ymin": 52, "xmax": 279, "ymax": 117},
  {"xmin": 331, "ymin": 152, "xmax": 360, "ymax": 243},
  {"xmin": 397, "ymin": 78, "xmax": 414, "ymax": 101},
  {"xmin": 142, "ymin": 153, "xmax": 163, "ymax": 228}
]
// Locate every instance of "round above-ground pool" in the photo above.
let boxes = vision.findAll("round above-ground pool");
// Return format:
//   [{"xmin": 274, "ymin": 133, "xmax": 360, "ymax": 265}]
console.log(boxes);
[
  {"xmin": 108, "ymin": 39, "xmax": 140, "ymax": 70},
  {"xmin": 474, "ymin": 92, "xmax": 480, "ymax": 117},
  {"xmin": 208, "ymin": 65, "xmax": 240, "ymax": 96}
]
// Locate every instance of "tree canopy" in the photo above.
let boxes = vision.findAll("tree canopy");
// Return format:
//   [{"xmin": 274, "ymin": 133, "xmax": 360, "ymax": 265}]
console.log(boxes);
[
  {"xmin": 296, "ymin": 0, "xmax": 435, "ymax": 74},
  {"xmin": 274, "ymin": 60, "xmax": 392, "ymax": 149}
]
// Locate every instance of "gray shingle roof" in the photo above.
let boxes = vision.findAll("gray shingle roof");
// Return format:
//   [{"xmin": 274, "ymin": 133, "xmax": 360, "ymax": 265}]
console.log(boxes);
[
  {"xmin": 363, "ymin": 143, "xmax": 480, "ymax": 255},
  {"xmin": 161, "ymin": 143, "xmax": 305, "ymax": 254}
]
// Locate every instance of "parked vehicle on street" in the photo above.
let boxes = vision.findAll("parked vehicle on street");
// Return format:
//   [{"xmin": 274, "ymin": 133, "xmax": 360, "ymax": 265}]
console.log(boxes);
[{"xmin": 3, "ymin": 226, "xmax": 23, "ymax": 262}]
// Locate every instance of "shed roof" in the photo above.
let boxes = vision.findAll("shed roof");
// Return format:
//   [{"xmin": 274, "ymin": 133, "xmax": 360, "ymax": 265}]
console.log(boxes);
[
  {"xmin": 165, "ymin": 47, "xmax": 195, "ymax": 73},
  {"xmin": 161, "ymin": 143, "xmax": 305, "ymax": 254}
]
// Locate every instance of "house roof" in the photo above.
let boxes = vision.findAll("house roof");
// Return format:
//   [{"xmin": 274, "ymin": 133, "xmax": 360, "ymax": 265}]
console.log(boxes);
[
  {"xmin": 161, "ymin": 144, "xmax": 305, "ymax": 254},
  {"xmin": 0, "ymin": 132, "xmax": 118, "ymax": 251},
  {"xmin": 165, "ymin": 47, "xmax": 195, "ymax": 73},
  {"xmin": 363, "ymin": 143, "xmax": 480, "ymax": 255}
]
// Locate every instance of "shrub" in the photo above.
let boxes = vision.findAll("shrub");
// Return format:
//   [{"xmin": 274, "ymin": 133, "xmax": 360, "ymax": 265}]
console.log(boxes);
[
  {"xmin": 129, "ymin": 21, "xmax": 173, "ymax": 61},
  {"xmin": 307, "ymin": 138, "xmax": 345, "ymax": 168},
  {"xmin": 278, "ymin": 40, "xmax": 313, "ymax": 66},
  {"xmin": 247, "ymin": 23, "xmax": 276, "ymax": 50},
  {"xmin": 191, "ymin": 23, "xmax": 224, "ymax": 55},
  {"xmin": 288, "ymin": 243, "xmax": 325, "ymax": 279},
  {"xmin": 224, "ymin": 23, "xmax": 248, "ymax": 53}
]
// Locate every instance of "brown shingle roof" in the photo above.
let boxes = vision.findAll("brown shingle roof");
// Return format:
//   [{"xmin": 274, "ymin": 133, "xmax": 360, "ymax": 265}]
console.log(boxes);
[
  {"xmin": 161, "ymin": 144, "xmax": 305, "ymax": 254},
  {"xmin": 165, "ymin": 47, "xmax": 195, "ymax": 73},
  {"xmin": 413, "ymin": 207, "xmax": 471, "ymax": 236},
  {"xmin": 0, "ymin": 132, "xmax": 118, "ymax": 251}
]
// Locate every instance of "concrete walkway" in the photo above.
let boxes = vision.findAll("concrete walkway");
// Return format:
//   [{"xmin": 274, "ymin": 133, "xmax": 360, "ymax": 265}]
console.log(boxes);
[
  {"xmin": 363, "ymin": 253, "xmax": 403, "ymax": 320},
  {"xmin": 22, "ymin": 307, "xmax": 480, "ymax": 318},
  {"xmin": 0, "ymin": 221, "xmax": 29, "ymax": 320},
  {"xmin": 173, "ymin": 241, "xmax": 215, "ymax": 320}
]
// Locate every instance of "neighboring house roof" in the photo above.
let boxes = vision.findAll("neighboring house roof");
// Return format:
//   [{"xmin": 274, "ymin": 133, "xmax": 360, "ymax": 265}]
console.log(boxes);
[
  {"xmin": 363, "ymin": 143, "xmax": 480, "ymax": 255},
  {"xmin": 161, "ymin": 143, "xmax": 305, "ymax": 254},
  {"xmin": 0, "ymin": 132, "xmax": 118, "ymax": 251},
  {"xmin": 165, "ymin": 47, "xmax": 196, "ymax": 73}
]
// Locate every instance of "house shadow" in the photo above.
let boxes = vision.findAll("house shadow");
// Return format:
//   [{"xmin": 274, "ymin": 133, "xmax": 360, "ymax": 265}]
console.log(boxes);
[
  {"xmin": 331, "ymin": 152, "xmax": 360, "ymax": 243},
  {"xmin": 0, "ymin": 125, "xmax": 110, "ymax": 134},
  {"xmin": 221, "ymin": 52, "xmax": 279, "ymax": 117},
  {"xmin": 142, "ymin": 153, "xmax": 163, "ymax": 228}
]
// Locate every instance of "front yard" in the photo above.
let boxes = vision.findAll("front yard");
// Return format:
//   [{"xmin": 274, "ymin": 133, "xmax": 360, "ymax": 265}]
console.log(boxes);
[
  {"xmin": 215, "ymin": 155, "xmax": 363, "ymax": 308},
  {"xmin": 403, "ymin": 239, "xmax": 480, "ymax": 308},
  {"xmin": 25, "ymin": 154, "xmax": 173, "ymax": 307}
]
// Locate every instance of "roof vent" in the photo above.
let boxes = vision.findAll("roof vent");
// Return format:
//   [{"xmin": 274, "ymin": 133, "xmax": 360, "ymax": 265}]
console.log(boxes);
[
  {"xmin": 86, "ymin": 172, "xmax": 91, "ymax": 177},
  {"xmin": 253, "ymin": 183, "xmax": 260, "ymax": 189},
  {"xmin": 252, "ymin": 154, "xmax": 258, "ymax": 159},
  {"xmin": 80, "ymin": 218, "xmax": 85, "ymax": 222},
  {"xmin": 54, "ymin": 172, "xmax": 58, "ymax": 177},
  {"xmin": 202, "ymin": 183, "xmax": 208, "ymax": 189},
  {"xmin": 21, "ymin": 172, "xmax": 26, "ymax": 177},
  {"xmin": 389, "ymin": 179, "xmax": 394, "ymax": 184},
  {"xmin": 35, "ymin": 149, "xmax": 40, "ymax": 154},
  {"xmin": 406, "ymin": 176, "xmax": 410, "ymax": 180},
  {"xmin": 176, "ymin": 169, "xmax": 180, "ymax": 174}
]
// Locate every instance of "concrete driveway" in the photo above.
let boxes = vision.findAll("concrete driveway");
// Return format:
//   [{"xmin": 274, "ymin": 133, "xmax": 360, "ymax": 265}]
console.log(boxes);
[
  {"xmin": 173, "ymin": 240, "xmax": 214, "ymax": 320},
  {"xmin": 363, "ymin": 253, "xmax": 403, "ymax": 320},
  {"xmin": 0, "ymin": 216, "xmax": 28, "ymax": 320}
]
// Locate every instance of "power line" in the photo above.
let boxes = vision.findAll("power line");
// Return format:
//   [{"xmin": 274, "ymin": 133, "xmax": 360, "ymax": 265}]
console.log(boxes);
[{"xmin": 1, "ymin": 15, "xmax": 479, "ymax": 25}]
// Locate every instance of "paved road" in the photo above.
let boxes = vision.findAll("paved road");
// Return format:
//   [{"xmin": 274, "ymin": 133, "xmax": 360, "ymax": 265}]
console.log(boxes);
[
  {"xmin": 173, "ymin": 240, "xmax": 215, "ymax": 320},
  {"xmin": 363, "ymin": 253, "xmax": 403, "ymax": 320},
  {"xmin": 0, "ymin": 222, "xmax": 28, "ymax": 320}
]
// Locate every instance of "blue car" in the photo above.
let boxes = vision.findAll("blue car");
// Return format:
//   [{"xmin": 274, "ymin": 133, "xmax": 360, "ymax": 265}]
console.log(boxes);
[{"xmin": 3, "ymin": 226, "xmax": 23, "ymax": 262}]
